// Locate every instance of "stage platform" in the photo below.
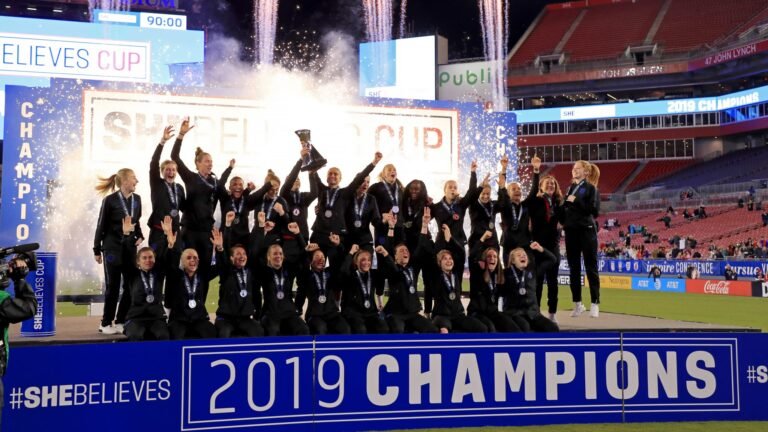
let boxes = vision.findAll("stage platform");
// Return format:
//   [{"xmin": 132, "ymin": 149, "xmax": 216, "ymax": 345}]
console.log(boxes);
[{"xmin": 10, "ymin": 310, "xmax": 758, "ymax": 346}]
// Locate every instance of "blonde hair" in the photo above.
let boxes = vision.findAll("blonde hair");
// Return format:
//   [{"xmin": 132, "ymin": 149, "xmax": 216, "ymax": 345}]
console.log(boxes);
[
  {"xmin": 586, "ymin": 162, "xmax": 600, "ymax": 187},
  {"xmin": 194, "ymin": 147, "xmax": 210, "ymax": 164},
  {"xmin": 95, "ymin": 168, "xmax": 134, "ymax": 195},
  {"xmin": 159, "ymin": 159, "xmax": 176, "ymax": 173},
  {"xmin": 378, "ymin": 164, "xmax": 404, "ymax": 190},
  {"xmin": 180, "ymin": 248, "xmax": 199, "ymax": 271},
  {"xmin": 436, "ymin": 249, "xmax": 453, "ymax": 265},
  {"xmin": 507, "ymin": 247, "xmax": 526, "ymax": 268},
  {"xmin": 353, "ymin": 249, "xmax": 372, "ymax": 268}
]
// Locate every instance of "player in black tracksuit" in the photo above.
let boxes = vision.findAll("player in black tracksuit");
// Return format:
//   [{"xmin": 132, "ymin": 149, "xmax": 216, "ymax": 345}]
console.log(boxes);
[
  {"xmin": 212, "ymin": 221, "xmax": 264, "ymax": 338},
  {"xmin": 524, "ymin": 155, "xmax": 564, "ymax": 320},
  {"xmin": 428, "ymin": 163, "xmax": 480, "ymax": 312},
  {"xmin": 256, "ymin": 225, "xmax": 309, "ymax": 336},
  {"xmin": 378, "ymin": 211, "xmax": 439, "ymax": 334},
  {"xmin": 339, "ymin": 245, "xmax": 389, "ymax": 334},
  {"xmin": 311, "ymin": 152, "xmax": 382, "ymax": 253},
  {"xmin": 93, "ymin": 168, "xmax": 144, "ymax": 334},
  {"xmin": 426, "ymin": 223, "xmax": 488, "ymax": 333},
  {"xmin": 561, "ymin": 160, "xmax": 600, "ymax": 317},
  {"xmin": 247, "ymin": 171, "xmax": 291, "ymax": 240},
  {"xmin": 467, "ymin": 234, "xmax": 521, "ymax": 333},
  {"xmin": 368, "ymin": 164, "xmax": 405, "ymax": 247},
  {"xmin": 147, "ymin": 125, "xmax": 186, "ymax": 253},
  {"xmin": 123, "ymin": 225, "xmax": 170, "ymax": 342},
  {"xmin": 503, "ymin": 244, "xmax": 559, "ymax": 332},
  {"xmin": 467, "ymin": 177, "xmax": 503, "ymax": 252},
  {"xmin": 281, "ymin": 151, "xmax": 320, "ymax": 240},
  {"xmin": 163, "ymin": 224, "xmax": 217, "ymax": 340},
  {"xmin": 343, "ymin": 177, "xmax": 381, "ymax": 253},
  {"xmin": 497, "ymin": 173, "xmax": 536, "ymax": 267},
  {"xmin": 218, "ymin": 177, "xmax": 256, "ymax": 249},
  {"xmin": 295, "ymin": 237, "xmax": 350, "ymax": 335},
  {"xmin": 171, "ymin": 119, "xmax": 232, "ymax": 303}
]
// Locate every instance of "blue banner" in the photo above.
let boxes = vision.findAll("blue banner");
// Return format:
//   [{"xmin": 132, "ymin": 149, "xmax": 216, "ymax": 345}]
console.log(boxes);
[
  {"xmin": 20, "ymin": 252, "xmax": 57, "ymax": 336},
  {"xmin": 631, "ymin": 277, "xmax": 686, "ymax": 293},
  {"xmin": 4, "ymin": 333, "xmax": 768, "ymax": 431},
  {"xmin": 559, "ymin": 258, "xmax": 768, "ymax": 279}
]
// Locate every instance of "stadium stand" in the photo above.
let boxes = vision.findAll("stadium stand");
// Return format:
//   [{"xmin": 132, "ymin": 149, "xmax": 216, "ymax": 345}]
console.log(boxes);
[
  {"xmin": 626, "ymin": 159, "xmax": 697, "ymax": 191},
  {"xmin": 592, "ymin": 161, "xmax": 639, "ymax": 194},
  {"xmin": 509, "ymin": 0, "xmax": 768, "ymax": 68},
  {"xmin": 561, "ymin": 0, "xmax": 662, "ymax": 62},
  {"xmin": 653, "ymin": 0, "xmax": 768, "ymax": 53},
  {"xmin": 643, "ymin": 146, "xmax": 768, "ymax": 189},
  {"xmin": 508, "ymin": 8, "xmax": 582, "ymax": 67}
]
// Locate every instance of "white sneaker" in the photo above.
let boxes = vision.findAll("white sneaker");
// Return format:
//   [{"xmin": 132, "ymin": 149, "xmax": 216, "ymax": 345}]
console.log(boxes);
[
  {"xmin": 113, "ymin": 323, "xmax": 125, "ymax": 334},
  {"xmin": 589, "ymin": 304, "xmax": 600, "ymax": 318},
  {"xmin": 99, "ymin": 325, "xmax": 118, "ymax": 335},
  {"xmin": 570, "ymin": 302, "xmax": 586, "ymax": 317},
  {"xmin": 548, "ymin": 313, "xmax": 558, "ymax": 323}
]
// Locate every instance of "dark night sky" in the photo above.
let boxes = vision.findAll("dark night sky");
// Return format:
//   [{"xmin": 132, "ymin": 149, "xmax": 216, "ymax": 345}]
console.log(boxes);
[{"xmin": 208, "ymin": 0, "xmax": 557, "ymax": 62}]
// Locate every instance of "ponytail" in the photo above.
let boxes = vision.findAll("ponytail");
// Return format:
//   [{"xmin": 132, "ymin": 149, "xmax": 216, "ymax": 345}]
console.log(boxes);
[
  {"xmin": 95, "ymin": 168, "xmax": 134, "ymax": 195},
  {"xmin": 95, "ymin": 174, "xmax": 118, "ymax": 195}
]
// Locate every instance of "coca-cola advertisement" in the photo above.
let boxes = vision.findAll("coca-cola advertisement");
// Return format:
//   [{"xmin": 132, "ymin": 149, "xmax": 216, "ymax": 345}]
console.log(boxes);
[{"xmin": 686, "ymin": 279, "xmax": 753, "ymax": 297}]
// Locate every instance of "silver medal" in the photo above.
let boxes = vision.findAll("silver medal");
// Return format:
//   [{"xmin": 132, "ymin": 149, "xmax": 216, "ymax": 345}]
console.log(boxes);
[
  {"xmin": 391, "ymin": 205, "xmax": 399, "ymax": 214},
  {"xmin": 490, "ymin": 295, "xmax": 496, "ymax": 303},
  {"xmin": 239, "ymin": 289, "xmax": 247, "ymax": 298},
  {"xmin": 146, "ymin": 294, "xmax": 155, "ymax": 304},
  {"xmin": 170, "ymin": 209, "xmax": 179, "ymax": 217},
  {"xmin": 449, "ymin": 292, "xmax": 456, "ymax": 301},
  {"xmin": 188, "ymin": 299, "xmax": 197, "ymax": 309},
  {"xmin": 293, "ymin": 208, "xmax": 301, "ymax": 216},
  {"xmin": 488, "ymin": 222, "xmax": 494, "ymax": 229},
  {"xmin": 403, "ymin": 221, "xmax": 413, "ymax": 228},
  {"xmin": 318, "ymin": 295, "xmax": 327, "ymax": 304},
  {"xmin": 518, "ymin": 288, "xmax": 526, "ymax": 296},
  {"xmin": 354, "ymin": 220, "xmax": 362, "ymax": 228},
  {"xmin": 277, "ymin": 291, "xmax": 285, "ymax": 300},
  {"xmin": 364, "ymin": 300, "xmax": 371, "ymax": 309},
  {"xmin": 324, "ymin": 210, "xmax": 333, "ymax": 218},
  {"xmin": 409, "ymin": 286, "xmax": 416, "ymax": 294},
  {"xmin": 234, "ymin": 217, "xmax": 240, "ymax": 225}
]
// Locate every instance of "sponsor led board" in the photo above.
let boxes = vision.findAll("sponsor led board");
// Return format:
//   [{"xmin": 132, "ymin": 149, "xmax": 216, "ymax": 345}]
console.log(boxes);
[
  {"xmin": 0, "ymin": 15, "xmax": 204, "ymax": 139},
  {"xmin": 359, "ymin": 36, "xmax": 436, "ymax": 100},
  {"xmin": 515, "ymin": 85, "xmax": 768, "ymax": 124}
]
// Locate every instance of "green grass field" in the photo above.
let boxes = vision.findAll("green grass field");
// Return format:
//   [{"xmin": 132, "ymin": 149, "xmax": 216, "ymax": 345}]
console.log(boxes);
[{"xmin": 56, "ymin": 284, "xmax": 768, "ymax": 331}]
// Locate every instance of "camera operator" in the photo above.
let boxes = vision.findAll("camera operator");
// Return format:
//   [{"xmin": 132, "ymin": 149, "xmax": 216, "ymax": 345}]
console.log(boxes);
[{"xmin": 0, "ymin": 256, "xmax": 38, "ymax": 425}]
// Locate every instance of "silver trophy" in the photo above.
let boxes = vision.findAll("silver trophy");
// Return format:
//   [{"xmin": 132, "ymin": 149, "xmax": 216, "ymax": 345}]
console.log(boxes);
[{"xmin": 295, "ymin": 129, "xmax": 328, "ymax": 172}]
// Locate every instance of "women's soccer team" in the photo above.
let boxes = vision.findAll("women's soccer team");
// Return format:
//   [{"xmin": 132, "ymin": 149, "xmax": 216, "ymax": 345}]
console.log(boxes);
[{"xmin": 93, "ymin": 118, "xmax": 601, "ymax": 341}]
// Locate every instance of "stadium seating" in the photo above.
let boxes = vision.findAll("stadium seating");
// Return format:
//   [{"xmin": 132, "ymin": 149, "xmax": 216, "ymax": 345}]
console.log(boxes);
[
  {"xmin": 562, "ymin": 0, "xmax": 662, "ymax": 62},
  {"xmin": 654, "ymin": 0, "xmax": 768, "ymax": 53},
  {"xmin": 509, "ymin": 0, "xmax": 768, "ymax": 68},
  {"xmin": 508, "ymin": 8, "xmax": 582, "ymax": 67},
  {"xmin": 592, "ymin": 161, "xmax": 639, "ymax": 194},
  {"xmin": 626, "ymin": 160, "xmax": 697, "ymax": 191},
  {"xmin": 648, "ymin": 147, "xmax": 768, "ymax": 189}
]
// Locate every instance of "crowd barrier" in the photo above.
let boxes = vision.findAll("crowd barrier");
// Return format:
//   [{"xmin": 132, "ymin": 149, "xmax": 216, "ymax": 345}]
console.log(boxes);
[{"xmin": 3, "ymin": 333, "xmax": 768, "ymax": 431}]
